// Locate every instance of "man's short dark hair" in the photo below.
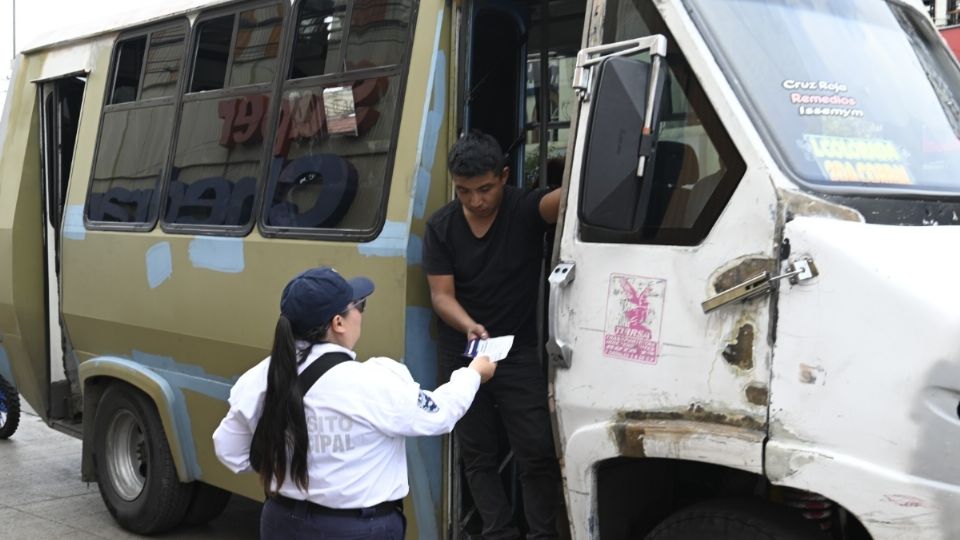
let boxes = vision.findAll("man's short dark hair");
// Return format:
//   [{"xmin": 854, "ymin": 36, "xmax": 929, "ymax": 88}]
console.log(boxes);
[{"xmin": 448, "ymin": 130, "xmax": 506, "ymax": 178}]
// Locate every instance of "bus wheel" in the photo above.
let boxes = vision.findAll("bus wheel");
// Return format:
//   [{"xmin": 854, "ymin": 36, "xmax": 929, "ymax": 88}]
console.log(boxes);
[
  {"xmin": 94, "ymin": 383, "xmax": 194, "ymax": 534},
  {"xmin": 0, "ymin": 375, "xmax": 20, "ymax": 439},
  {"xmin": 182, "ymin": 482, "xmax": 232, "ymax": 526},
  {"xmin": 645, "ymin": 498, "xmax": 828, "ymax": 540}
]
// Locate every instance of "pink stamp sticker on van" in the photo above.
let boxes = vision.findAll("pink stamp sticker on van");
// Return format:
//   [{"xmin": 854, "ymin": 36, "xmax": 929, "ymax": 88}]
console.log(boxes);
[{"xmin": 603, "ymin": 274, "xmax": 666, "ymax": 364}]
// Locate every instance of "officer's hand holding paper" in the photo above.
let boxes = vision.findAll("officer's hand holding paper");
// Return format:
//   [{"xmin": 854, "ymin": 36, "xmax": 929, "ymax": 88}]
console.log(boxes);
[{"xmin": 463, "ymin": 335, "xmax": 515, "ymax": 363}]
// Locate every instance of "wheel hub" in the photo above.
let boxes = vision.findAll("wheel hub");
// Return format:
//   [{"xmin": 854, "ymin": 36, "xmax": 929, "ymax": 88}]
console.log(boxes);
[{"xmin": 104, "ymin": 410, "xmax": 148, "ymax": 501}]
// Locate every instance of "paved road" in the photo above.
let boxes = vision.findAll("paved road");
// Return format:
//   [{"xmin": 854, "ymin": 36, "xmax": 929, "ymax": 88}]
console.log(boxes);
[{"xmin": 0, "ymin": 402, "xmax": 261, "ymax": 540}]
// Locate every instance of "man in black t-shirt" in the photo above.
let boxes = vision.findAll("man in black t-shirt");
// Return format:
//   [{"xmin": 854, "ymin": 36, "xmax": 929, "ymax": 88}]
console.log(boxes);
[{"xmin": 423, "ymin": 131, "xmax": 562, "ymax": 540}]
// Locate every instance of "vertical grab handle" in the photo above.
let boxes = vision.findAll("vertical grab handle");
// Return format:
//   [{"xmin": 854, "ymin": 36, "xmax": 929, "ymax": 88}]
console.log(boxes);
[{"xmin": 547, "ymin": 262, "xmax": 576, "ymax": 368}]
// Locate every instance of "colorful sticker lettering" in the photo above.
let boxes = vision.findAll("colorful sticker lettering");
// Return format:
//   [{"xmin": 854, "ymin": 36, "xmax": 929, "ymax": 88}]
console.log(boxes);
[
  {"xmin": 803, "ymin": 134, "xmax": 914, "ymax": 185},
  {"xmin": 603, "ymin": 274, "xmax": 666, "ymax": 365}
]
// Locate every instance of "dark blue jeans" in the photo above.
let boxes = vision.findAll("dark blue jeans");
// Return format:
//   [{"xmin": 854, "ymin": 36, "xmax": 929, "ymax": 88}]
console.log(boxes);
[{"xmin": 260, "ymin": 498, "xmax": 405, "ymax": 540}]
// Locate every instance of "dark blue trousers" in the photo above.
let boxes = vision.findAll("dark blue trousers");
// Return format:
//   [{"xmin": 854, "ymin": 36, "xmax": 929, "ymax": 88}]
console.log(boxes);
[{"xmin": 260, "ymin": 498, "xmax": 405, "ymax": 540}]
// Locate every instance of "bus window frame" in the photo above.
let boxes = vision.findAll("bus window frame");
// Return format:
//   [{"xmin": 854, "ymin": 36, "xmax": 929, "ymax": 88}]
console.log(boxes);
[
  {"xmin": 83, "ymin": 0, "xmax": 419, "ymax": 239},
  {"xmin": 83, "ymin": 18, "xmax": 190, "ymax": 233},
  {"xmin": 160, "ymin": 0, "xmax": 289, "ymax": 237},
  {"xmin": 256, "ymin": 0, "xmax": 419, "ymax": 242}
]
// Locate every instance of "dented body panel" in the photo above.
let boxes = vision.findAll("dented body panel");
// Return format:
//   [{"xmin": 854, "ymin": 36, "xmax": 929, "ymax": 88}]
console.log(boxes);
[{"xmin": 769, "ymin": 217, "xmax": 960, "ymax": 538}]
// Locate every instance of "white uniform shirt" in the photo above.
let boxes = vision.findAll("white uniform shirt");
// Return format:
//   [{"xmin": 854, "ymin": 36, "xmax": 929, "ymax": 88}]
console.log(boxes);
[{"xmin": 212, "ymin": 342, "xmax": 480, "ymax": 508}]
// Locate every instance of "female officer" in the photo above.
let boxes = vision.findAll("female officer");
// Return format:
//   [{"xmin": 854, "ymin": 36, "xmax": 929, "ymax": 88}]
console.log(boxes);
[{"xmin": 213, "ymin": 267, "xmax": 496, "ymax": 539}]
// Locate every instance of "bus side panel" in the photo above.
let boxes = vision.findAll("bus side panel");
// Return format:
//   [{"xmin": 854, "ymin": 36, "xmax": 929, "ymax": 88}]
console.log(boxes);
[
  {"xmin": 404, "ymin": 2, "xmax": 455, "ymax": 536},
  {"xmin": 0, "ymin": 54, "xmax": 49, "ymax": 419}
]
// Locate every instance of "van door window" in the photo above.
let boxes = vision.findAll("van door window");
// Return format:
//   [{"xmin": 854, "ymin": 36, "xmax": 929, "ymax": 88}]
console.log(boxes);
[
  {"xmin": 163, "ymin": 3, "xmax": 283, "ymax": 231},
  {"xmin": 86, "ymin": 23, "xmax": 187, "ymax": 227},
  {"xmin": 261, "ymin": 0, "xmax": 414, "ymax": 238},
  {"xmin": 579, "ymin": 0, "xmax": 744, "ymax": 245}
]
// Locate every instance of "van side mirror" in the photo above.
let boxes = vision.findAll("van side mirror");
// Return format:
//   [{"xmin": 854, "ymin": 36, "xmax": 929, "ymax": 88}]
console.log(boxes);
[{"xmin": 577, "ymin": 41, "xmax": 667, "ymax": 233}]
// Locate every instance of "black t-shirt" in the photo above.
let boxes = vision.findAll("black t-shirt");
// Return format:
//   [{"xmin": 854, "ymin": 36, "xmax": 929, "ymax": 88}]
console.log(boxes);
[{"xmin": 423, "ymin": 186, "xmax": 551, "ymax": 353}]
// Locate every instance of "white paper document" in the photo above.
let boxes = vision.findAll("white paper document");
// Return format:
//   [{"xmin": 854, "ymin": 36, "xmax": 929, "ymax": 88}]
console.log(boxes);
[{"xmin": 463, "ymin": 335, "xmax": 515, "ymax": 362}]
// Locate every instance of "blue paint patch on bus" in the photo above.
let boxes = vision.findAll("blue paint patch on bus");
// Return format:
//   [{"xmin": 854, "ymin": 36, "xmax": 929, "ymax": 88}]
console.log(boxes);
[
  {"xmin": 404, "ymin": 307, "xmax": 438, "ymax": 388},
  {"xmin": 407, "ymin": 234, "xmax": 423, "ymax": 266},
  {"xmin": 146, "ymin": 242, "xmax": 173, "ymax": 288},
  {"xmin": 413, "ymin": 47, "xmax": 447, "ymax": 221},
  {"xmin": 358, "ymin": 220, "xmax": 408, "ymax": 258},
  {"xmin": 63, "ymin": 205, "xmax": 86, "ymax": 240},
  {"xmin": 0, "ymin": 345, "xmax": 14, "ymax": 385},
  {"xmin": 403, "ymin": 305, "xmax": 442, "ymax": 528},
  {"xmin": 131, "ymin": 350, "xmax": 236, "ymax": 402},
  {"xmin": 188, "ymin": 237, "xmax": 244, "ymax": 273},
  {"xmin": 407, "ymin": 437, "xmax": 441, "ymax": 540}
]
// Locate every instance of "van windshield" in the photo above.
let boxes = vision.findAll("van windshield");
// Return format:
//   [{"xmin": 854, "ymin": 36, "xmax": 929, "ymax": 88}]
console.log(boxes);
[{"xmin": 686, "ymin": 0, "xmax": 960, "ymax": 195}]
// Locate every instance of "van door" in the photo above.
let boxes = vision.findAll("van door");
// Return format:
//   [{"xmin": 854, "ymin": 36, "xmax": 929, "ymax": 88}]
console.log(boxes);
[
  {"xmin": 38, "ymin": 76, "xmax": 86, "ymax": 420},
  {"xmin": 549, "ymin": 1, "xmax": 778, "ymax": 534}
]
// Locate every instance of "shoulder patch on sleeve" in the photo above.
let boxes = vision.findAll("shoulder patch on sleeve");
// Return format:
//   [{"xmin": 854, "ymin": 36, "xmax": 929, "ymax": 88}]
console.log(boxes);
[{"xmin": 417, "ymin": 391, "xmax": 440, "ymax": 413}]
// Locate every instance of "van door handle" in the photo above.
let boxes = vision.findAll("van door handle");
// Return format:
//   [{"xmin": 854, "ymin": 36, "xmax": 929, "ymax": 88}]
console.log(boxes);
[
  {"xmin": 701, "ymin": 257, "xmax": 818, "ymax": 313},
  {"xmin": 547, "ymin": 262, "xmax": 576, "ymax": 368}
]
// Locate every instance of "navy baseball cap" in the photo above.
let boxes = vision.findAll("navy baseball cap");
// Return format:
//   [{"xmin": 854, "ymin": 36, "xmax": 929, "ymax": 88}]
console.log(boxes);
[{"xmin": 280, "ymin": 267, "xmax": 375, "ymax": 335}]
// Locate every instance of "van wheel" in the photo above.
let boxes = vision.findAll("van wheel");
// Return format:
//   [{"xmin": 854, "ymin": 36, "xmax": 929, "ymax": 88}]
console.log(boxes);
[
  {"xmin": 94, "ymin": 383, "xmax": 194, "ymax": 534},
  {"xmin": 645, "ymin": 498, "xmax": 828, "ymax": 540},
  {"xmin": 182, "ymin": 482, "xmax": 232, "ymax": 525},
  {"xmin": 0, "ymin": 375, "xmax": 20, "ymax": 439}
]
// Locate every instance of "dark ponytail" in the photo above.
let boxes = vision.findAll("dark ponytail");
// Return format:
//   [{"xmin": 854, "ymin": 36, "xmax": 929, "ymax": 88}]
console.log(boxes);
[{"xmin": 249, "ymin": 315, "xmax": 311, "ymax": 495}]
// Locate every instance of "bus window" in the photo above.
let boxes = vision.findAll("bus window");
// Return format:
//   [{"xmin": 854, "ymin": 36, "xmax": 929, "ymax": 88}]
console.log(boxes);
[
  {"xmin": 163, "ymin": 3, "xmax": 284, "ymax": 231},
  {"xmin": 141, "ymin": 27, "xmax": 188, "ymax": 100},
  {"xmin": 230, "ymin": 5, "xmax": 284, "ymax": 87},
  {"xmin": 110, "ymin": 37, "xmax": 146, "ymax": 105},
  {"xmin": 262, "ymin": 0, "xmax": 414, "ymax": 238},
  {"xmin": 190, "ymin": 15, "xmax": 233, "ymax": 92},
  {"xmin": 289, "ymin": 0, "xmax": 347, "ymax": 78},
  {"xmin": 86, "ymin": 23, "xmax": 187, "ymax": 226},
  {"xmin": 345, "ymin": 0, "xmax": 412, "ymax": 70}
]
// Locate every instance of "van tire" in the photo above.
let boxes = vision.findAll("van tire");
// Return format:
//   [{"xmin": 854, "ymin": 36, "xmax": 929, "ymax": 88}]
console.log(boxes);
[
  {"xmin": 182, "ymin": 482, "xmax": 232, "ymax": 526},
  {"xmin": 0, "ymin": 375, "xmax": 20, "ymax": 439},
  {"xmin": 94, "ymin": 383, "xmax": 194, "ymax": 534},
  {"xmin": 644, "ymin": 498, "xmax": 827, "ymax": 540}
]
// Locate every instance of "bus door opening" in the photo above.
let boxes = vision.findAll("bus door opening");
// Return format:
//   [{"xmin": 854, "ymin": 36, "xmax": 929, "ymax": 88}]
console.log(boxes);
[
  {"xmin": 38, "ymin": 75, "xmax": 85, "ymax": 423},
  {"xmin": 452, "ymin": 0, "xmax": 584, "ymax": 537}
]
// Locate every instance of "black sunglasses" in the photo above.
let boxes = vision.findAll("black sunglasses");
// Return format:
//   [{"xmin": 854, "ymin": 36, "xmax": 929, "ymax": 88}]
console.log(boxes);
[{"xmin": 352, "ymin": 298, "xmax": 366, "ymax": 313}]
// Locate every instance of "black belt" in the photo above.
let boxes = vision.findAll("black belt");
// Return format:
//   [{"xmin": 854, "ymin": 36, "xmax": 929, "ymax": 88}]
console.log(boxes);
[{"xmin": 273, "ymin": 495, "xmax": 402, "ymax": 518}]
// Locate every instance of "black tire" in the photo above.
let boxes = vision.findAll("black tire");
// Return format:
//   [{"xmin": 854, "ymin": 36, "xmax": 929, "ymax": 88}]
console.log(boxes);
[
  {"xmin": 645, "ymin": 498, "xmax": 828, "ymax": 540},
  {"xmin": 0, "ymin": 375, "xmax": 20, "ymax": 439},
  {"xmin": 181, "ymin": 481, "xmax": 232, "ymax": 526},
  {"xmin": 93, "ymin": 383, "xmax": 194, "ymax": 534}
]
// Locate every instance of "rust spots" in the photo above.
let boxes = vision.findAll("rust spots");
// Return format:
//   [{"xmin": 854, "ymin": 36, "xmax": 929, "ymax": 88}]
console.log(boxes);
[
  {"xmin": 713, "ymin": 258, "xmax": 775, "ymax": 294},
  {"xmin": 745, "ymin": 384, "xmax": 769, "ymax": 406},
  {"xmin": 612, "ymin": 423, "xmax": 646, "ymax": 458},
  {"xmin": 781, "ymin": 190, "xmax": 863, "ymax": 223},
  {"xmin": 723, "ymin": 324, "xmax": 754, "ymax": 370},
  {"xmin": 619, "ymin": 403, "xmax": 764, "ymax": 431}
]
